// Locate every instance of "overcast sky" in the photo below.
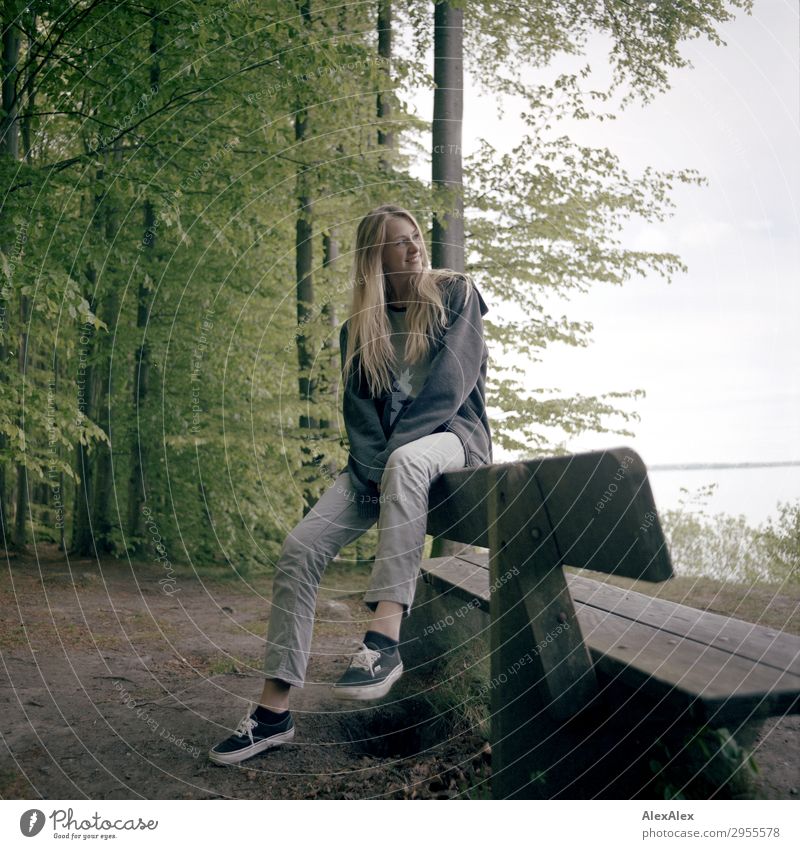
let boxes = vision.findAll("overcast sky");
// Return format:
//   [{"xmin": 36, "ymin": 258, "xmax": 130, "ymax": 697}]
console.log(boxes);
[{"xmin": 407, "ymin": 0, "xmax": 799, "ymax": 470}]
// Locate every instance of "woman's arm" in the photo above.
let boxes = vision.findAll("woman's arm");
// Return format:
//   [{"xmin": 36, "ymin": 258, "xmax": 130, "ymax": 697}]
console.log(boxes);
[
  {"xmin": 340, "ymin": 321, "xmax": 388, "ymax": 482},
  {"xmin": 366, "ymin": 276, "xmax": 487, "ymax": 483}
]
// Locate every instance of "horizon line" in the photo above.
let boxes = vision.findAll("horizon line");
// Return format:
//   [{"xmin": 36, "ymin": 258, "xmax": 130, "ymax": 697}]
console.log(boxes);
[{"xmin": 648, "ymin": 460, "xmax": 800, "ymax": 471}]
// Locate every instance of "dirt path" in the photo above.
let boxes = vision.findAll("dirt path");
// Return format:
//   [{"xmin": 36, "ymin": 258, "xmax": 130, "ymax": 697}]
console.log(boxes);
[
  {"xmin": 0, "ymin": 546, "xmax": 796, "ymax": 799},
  {"xmin": 0, "ymin": 547, "xmax": 490, "ymax": 800}
]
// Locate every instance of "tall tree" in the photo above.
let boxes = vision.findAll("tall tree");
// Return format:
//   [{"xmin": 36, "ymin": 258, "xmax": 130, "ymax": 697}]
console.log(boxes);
[
  {"xmin": 430, "ymin": 0, "xmax": 470, "ymax": 559},
  {"xmin": 70, "ymin": 178, "xmax": 101, "ymax": 557},
  {"xmin": 0, "ymin": 4, "xmax": 21, "ymax": 548},
  {"xmin": 377, "ymin": 0, "xmax": 394, "ymax": 168},
  {"xmin": 294, "ymin": 0, "xmax": 318, "ymax": 515},
  {"xmin": 91, "ymin": 140, "xmax": 122, "ymax": 553},
  {"xmin": 127, "ymin": 8, "xmax": 162, "ymax": 551},
  {"xmin": 430, "ymin": 0, "xmax": 463, "ymax": 272}
]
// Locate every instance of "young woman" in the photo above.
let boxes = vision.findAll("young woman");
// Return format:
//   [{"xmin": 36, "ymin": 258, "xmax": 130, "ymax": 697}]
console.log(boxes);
[{"xmin": 209, "ymin": 203, "xmax": 492, "ymax": 765}]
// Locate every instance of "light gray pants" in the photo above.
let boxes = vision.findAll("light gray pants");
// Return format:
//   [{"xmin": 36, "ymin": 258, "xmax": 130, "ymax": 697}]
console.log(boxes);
[{"xmin": 263, "ymin": 431, "xmax": 467, "ymax": 688}]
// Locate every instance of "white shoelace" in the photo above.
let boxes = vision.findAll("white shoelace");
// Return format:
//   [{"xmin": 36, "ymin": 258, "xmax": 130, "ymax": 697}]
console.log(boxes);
[
  {"xmin": 349, "ymin": 643, "xmax": 381, "ymax": 676},
  {"xmin": 234, "ymin": 703, "xmax": 257, "ymax": 745}
]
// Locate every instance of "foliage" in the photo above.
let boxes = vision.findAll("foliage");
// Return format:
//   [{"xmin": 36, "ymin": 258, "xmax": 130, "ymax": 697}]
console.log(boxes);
[
  {"xmin": 660, "ymin": 486, "xmax": 800, "ymax": 585},
  {"xmin": 758, "ymin": 499, "xmax": 800, "ymax": 585},
  {"xmin": 0, "ymin": 0, "xmax": 754, "ymax": 569},
  {"xmin": 648, "ymin": 725, "xmax": 759, "ymax": 800}
]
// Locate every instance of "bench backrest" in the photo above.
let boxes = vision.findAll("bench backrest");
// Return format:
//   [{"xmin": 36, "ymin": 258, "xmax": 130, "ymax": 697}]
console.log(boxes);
[
  {"xmin": 426, "ymin": 447, "xmax": 673, "ymax": 721},
  {"xmin": 427, "ymin": 446, "xmax": 673, "ymax": 582}
]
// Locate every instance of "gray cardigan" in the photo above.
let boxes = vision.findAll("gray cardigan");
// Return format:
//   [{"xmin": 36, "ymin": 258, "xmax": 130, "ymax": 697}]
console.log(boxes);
[{"xmin": 339, "ymin": 275, "xmax": 492, "ymax": 519}]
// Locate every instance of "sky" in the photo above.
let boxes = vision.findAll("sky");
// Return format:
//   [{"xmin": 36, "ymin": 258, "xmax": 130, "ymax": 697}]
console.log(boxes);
[{"xmin": 405, "ymin": 0, "xmax": 799, "ymax": 486}]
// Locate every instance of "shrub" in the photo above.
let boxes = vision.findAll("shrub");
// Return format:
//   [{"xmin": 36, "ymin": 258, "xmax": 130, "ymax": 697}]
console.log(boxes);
[{"xmin": 659, "ymin": 487, "xmax": 800, "ymax": 585}]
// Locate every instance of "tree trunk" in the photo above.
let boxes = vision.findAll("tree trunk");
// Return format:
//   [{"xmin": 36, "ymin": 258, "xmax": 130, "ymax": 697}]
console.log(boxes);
[
  {"xmin": 430, "ymin": 0, "xmax": 469, "ymax": 559},
  {"xmin": 13, "ymin": 290, "xmax": 31, "ymax": 549},
  {"xmin": 431, "ymin": 0, "xmax": 464, "ymax": 273},
  {"xmin": 93, "ymin": 141, "xmax": 123, "ymax": 552},
  {"xmin": 320, "ymin": 227, "xmax": 339, "ymax": 480},
  {"xmin": 128, "ymin": 10, "xmax": 161, "ymax": 547},
  {"xmin": 296, "ymin": 139, "xmax": 317, "ymax": 512},
  {"xmin": 1, "ymin": 20, "xmax": 29, "ymax": 549},
  {"xmin": 71, "ymin": 292, "xmax": 96, "ymax": 556},
  {"xmin": 128, "ymin": 198, "xmax": 154, "ymax": 548},
  {"xmin": 377, "ymin": 0, "xmax": 394, "ymax": 168},
  {"xmin": 295, "ymin": 0, "xmax": 319, "ymax": 514},
  {"xmin": 296, "ymin": 169, "xmax": 315, "ymax": 438},
  {"xmin": 10, "ymin": 12, "xmax": 43, "ymax": 550},
  {"xmin": 1, "ymin": 20, "xmax": 20, "ymax": 159},
  {"xmin": 321, "ymin": 226, "xmax": 338, "ymax": 420},
  {"xmin": 72, "ymin": 165, "xmax": 119, "ymax": 555},
  {"xmin": 0, "ymin": 16, "xmax": 21, "ymax": 549},
  {"xmin": 53, "ymin": 352, "xmax": 66, "ymax": 552},
  {"xmin": 19, "ymin": 11, "xmax": 36, "ymax": 164}
]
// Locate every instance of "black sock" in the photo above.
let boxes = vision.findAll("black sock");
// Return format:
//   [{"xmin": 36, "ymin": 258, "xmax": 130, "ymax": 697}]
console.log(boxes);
[
  {"xmin": 253, "ymin": 704, "xmax": 290, "ymax": 724},
  {"xmin": 364, "ymin": 629, "xmax": 399, "ymax": 654}
]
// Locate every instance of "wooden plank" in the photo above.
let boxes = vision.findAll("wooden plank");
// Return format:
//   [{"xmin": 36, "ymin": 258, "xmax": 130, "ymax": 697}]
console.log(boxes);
[
  {"xmin": 568, "ymin": 573, "xmax": 800, "ymax": 678},
  {"xmin": 419, "ymin": 553, "xmax": 800, "ymax": 714},
  {"xmin": 421, "ymin": 557, "xmax": 489, "ymax": 610},
  {"xmin": 489, "ymin": 463, "xmax": 597, "ymax": 718},
  {"xmin": 427, "ymin": 465, "xmax": 492, "ymax": 548},
  {"xmin": 487, "ymin": 461, "xmax": 595, "ymax": 799},
  {"xmin": 425, "ymin": 553, "xmax": 800, "ymax": 679},
  {"xmin": 579, "ymin": 605, "xmax": 800, "ymax": 717},
  {"xmin": 453, "ymin": 549, "xmax": 491, "ymax": 571},
  {"xmin": 530, "ymin": 447, "xmax": 672, "ymax": 582},
  {"xmin": 428, "ymin": 447, "xmax": 673, "ymax": 581}
]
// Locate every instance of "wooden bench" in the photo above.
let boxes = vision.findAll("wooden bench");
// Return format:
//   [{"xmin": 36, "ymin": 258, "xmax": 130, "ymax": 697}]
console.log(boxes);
[{"xmin": 402, "ymin": 447, "xmax": 800, "ymax": 799}]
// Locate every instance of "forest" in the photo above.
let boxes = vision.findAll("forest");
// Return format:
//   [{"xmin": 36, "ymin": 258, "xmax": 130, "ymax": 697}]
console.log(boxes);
[
  {"xmin": 6, "ymin": 0, "xmax": 800, "ymax": 811},
  {"xmin": 1, "ymin": 0, "xmax": 754, "ymax": 570}
]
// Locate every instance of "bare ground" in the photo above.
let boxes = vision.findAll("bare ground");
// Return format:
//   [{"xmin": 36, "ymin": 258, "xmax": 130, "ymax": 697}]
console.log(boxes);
[{"xmin": 0, "ymin": 545, "xmax": 796, "ymax": 800}]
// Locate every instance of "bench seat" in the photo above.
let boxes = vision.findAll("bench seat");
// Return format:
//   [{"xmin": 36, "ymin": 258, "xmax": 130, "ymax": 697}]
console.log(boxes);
[{"xmin": 412, "ymin": 551, "xmax": 800, "ymax": 725}]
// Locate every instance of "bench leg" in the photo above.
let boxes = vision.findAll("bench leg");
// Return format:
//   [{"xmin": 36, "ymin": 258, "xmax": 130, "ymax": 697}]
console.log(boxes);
[{"xmin": 488, "ymin": 462, "xmax": 598, "ymax": 799}]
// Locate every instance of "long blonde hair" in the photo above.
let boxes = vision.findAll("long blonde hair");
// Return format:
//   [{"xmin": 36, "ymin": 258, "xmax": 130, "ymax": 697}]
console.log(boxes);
[{"xmin": 343, "ymin": 203, "xmax": 471, "ymax": 398}]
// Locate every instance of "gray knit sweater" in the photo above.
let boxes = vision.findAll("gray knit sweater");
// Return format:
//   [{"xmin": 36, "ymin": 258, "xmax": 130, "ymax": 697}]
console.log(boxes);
[{"xmin": 338, "ymin": 274, "xmax": 492, "ymax": 519}]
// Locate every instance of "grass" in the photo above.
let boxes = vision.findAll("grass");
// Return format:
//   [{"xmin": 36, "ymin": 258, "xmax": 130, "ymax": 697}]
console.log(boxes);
[{"xmin": 202, "ymin": 655, "xmax": 264, "ymax": 676}]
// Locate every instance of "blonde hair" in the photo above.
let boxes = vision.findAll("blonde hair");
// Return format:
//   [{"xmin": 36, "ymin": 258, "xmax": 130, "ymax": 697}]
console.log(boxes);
[{"xmin": 343, "ymin": 203, "xmax": 471, "ymax": 397}]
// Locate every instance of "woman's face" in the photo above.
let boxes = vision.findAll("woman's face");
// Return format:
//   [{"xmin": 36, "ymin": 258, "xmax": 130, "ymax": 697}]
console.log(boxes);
[{"xmin": 381, "ymin": 216, "xmax": 422, "ymax": 283}]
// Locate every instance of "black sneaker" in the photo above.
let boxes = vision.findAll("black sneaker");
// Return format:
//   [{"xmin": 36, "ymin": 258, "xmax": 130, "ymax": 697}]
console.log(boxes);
[
  {"xmin": 330, "ymin": 640, "xmax": 404, "ymax": 700},
  {"xmin": 208, "ymin": 702, "xmax": 295, "ymax": 765}
]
